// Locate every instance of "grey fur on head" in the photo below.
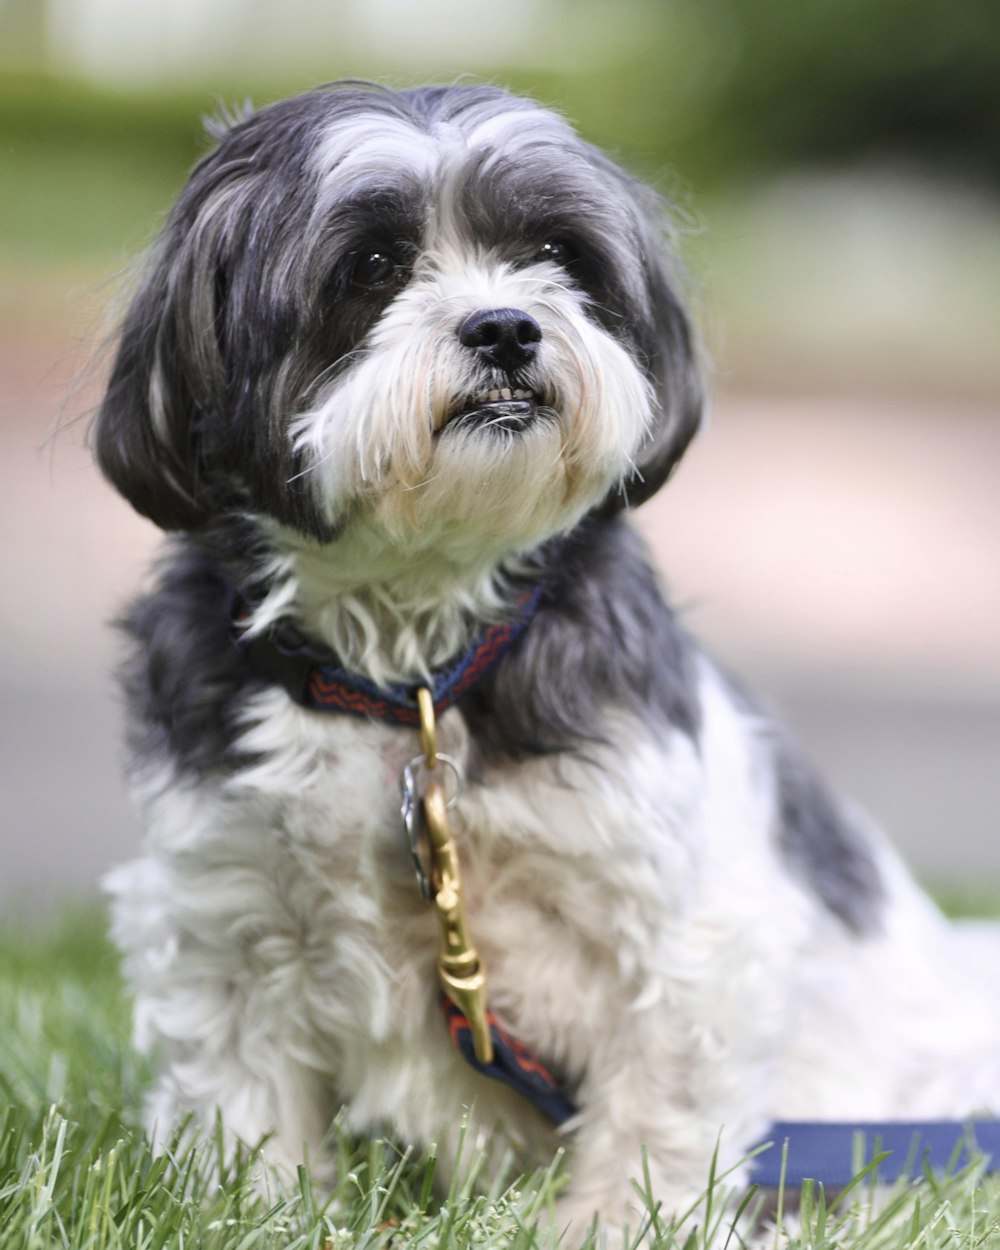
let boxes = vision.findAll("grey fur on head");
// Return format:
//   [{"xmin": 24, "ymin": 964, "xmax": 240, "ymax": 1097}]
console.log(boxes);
[{"xmin": 95, "ymin": 81, "xmax": 702, "ymax": 540}]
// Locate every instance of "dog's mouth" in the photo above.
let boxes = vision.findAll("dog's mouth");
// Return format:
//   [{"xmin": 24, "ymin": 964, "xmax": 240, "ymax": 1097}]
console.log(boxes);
[{"xmin": 441, "ymin": 384, "xmax": 557, "ymax": 435}]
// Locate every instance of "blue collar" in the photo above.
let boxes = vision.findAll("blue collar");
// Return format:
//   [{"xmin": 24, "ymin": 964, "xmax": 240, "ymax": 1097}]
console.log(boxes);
[{"xmin": 232, "ymin": 584, "xmax": 544, "ymax": 725}]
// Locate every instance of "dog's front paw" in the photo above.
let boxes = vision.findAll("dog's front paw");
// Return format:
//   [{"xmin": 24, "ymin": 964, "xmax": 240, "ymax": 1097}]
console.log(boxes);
[
  {"xmin": 552, "ymin": 1194, "xmax": 671, "ymax": 1249},
  {"xmin": 554, "ymin": 1171, "xmax": 752, "ymax": 1250}
]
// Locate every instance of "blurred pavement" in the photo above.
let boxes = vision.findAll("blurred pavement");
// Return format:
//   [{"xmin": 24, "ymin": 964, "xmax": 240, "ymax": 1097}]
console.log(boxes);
[{"xmin": 1, "ymin": 337, "xmax": 999, "ymax": 912}]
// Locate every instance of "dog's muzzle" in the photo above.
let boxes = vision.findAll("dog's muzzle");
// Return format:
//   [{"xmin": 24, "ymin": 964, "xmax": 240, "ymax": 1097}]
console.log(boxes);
[{"xmin": 445, "ymin": 307, "xmax": 554, "ymax": 434}]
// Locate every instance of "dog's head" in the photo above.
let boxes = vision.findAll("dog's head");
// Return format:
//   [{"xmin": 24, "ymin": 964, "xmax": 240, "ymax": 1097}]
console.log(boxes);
[{"xmin": 96, "ymin": 82, "xmax": 702, "ymax": 560}]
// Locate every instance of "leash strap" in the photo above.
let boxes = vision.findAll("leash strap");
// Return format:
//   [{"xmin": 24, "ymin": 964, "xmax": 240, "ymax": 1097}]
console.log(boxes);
[
  {"xmin": 749, "ymin": 1119, "xmax": 1000, "ymax": 1187},
  {"xmin": 444, "ymin": 1003, "xmax": 1000, "ymax": 1185},
  {"xmin": 443, "ymin": 999, "xmax": 577, "ymax": 1126}
]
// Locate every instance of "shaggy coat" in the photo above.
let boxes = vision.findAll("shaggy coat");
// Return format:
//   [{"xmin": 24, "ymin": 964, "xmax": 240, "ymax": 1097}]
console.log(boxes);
[{"xmin": 96, "ymin": 82, "xmax": 1000, "ymax": 1239}]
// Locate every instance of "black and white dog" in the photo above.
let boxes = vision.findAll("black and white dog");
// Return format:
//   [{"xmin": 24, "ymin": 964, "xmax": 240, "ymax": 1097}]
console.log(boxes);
[{"xmin": 96, "ymin": 81, "xmax": 1000, "ymax": 1237}]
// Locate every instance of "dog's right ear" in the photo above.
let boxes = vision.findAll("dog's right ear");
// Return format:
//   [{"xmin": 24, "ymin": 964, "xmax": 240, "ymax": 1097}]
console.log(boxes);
[
  {"xmin": 95, "ymin": 226, "xmax": 220, "ymax": 531},
  {"xmin": 93, "ymin": 128, "xmax": 243, "ymax": 532},
  {"xmin": 95, "ymin": 236, "xmax": 212, "ymax": 529}
]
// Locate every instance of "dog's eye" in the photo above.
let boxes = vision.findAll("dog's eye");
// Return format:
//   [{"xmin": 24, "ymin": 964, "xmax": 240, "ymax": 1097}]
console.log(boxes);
[
  {"xmin": 534, "ymin": 241, "xmax": 578, "ymax": 269},
  {"xmin": 351, "ymin": 250, "xmax": 399, "ymax": 288}
]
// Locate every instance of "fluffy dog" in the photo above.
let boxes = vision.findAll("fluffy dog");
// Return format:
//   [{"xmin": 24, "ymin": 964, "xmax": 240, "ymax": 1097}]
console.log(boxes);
[{"xmin": 96, "ymin": 81, "xmax": 1000, "ymax": 1238}]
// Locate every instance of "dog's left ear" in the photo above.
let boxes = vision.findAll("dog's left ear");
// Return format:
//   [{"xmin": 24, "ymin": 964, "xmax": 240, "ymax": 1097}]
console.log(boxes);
[{"xmin": 601, "ymin": 174, "xmax": 705, "ymax": 514}]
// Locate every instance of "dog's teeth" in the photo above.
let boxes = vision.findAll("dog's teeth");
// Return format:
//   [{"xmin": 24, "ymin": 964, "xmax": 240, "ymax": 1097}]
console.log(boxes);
[{"xmin": 467, "ymin": 386, "xmax": 537, "ymax": 410}]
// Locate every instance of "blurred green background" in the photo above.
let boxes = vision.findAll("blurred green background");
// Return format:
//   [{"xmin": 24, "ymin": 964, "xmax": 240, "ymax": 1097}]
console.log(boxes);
[{"xmin": 1, "ymin": 0, "xmax": 999, "ymax": 908}]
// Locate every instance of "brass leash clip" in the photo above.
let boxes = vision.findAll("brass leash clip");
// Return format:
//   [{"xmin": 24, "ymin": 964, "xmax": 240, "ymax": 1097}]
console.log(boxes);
[{"xmin": 408, "ymin": 687, "xmax": 494, "ymax": 1065}]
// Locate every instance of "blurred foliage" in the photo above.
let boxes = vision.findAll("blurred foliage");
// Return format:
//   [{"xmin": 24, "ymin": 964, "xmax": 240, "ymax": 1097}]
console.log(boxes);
[
  {"xmin": 517, "ymin": 0, "xmax": 1000, "ymax": 189},
  {"xmin": 0, "ymin": 73, "xmax": 210, "ymax": 266},
  {"xmin": 0, "ymin": 70, "xmax": 204, "ymax": 165},
  {"xmin": 0, "ymin": 0, "xmax": 998, "ymax": 265},
  {"xmin": 670, "ymin": 0, "xmax": 1000, "ymax": 186}
]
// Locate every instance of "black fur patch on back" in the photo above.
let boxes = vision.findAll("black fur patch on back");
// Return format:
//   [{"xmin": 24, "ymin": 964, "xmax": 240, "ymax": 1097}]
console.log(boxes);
[{"xmin": 773, "ymin": 735, "xmax": 885, "ymax": 936}]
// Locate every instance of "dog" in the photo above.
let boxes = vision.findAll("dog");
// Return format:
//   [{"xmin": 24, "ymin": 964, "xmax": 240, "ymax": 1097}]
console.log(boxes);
[{"xmin": 95, "ymin": 81, "xmax": 1000, "ymax": 1239}]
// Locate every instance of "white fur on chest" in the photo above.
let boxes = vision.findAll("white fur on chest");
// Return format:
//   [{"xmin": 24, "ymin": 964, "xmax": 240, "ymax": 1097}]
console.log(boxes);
[
  {"xmin": 107, "ymin": 649, "xmax": 1000, "ymax": 1231},
  {"xmin": 113, "ymin": 664, "xmax": 798, "ymax": 1142}
]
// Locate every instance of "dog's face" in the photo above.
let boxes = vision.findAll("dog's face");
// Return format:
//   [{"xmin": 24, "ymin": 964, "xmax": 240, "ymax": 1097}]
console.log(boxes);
[{"xmin": 96, "ymin": 83, "xmax": 702, "ymax": 562}]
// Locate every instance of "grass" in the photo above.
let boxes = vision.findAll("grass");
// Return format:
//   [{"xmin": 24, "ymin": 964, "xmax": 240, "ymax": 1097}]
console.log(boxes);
[{"xmin": 3, "ymin": 911, "xmax": 1000, "ymax": 1248}]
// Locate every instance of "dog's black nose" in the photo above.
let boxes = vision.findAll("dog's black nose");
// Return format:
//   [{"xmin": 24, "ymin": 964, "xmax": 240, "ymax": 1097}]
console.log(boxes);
[{"xmin": 458, "ymin": 308, "xmax": 542, "ymax": 373}]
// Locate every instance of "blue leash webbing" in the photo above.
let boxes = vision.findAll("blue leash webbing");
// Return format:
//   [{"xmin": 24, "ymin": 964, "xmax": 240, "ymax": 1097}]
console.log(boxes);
[
  {"xmin": 445, "ymin": 1002, "xmax": 1000, "ymax": 1186},
  {"xmin": 443, "ymin": 1000, "xmax": 577, "ymax": 1126},
  {"xmin": 748, "ymin": 1119, "xmax": 1000, "ymax": 1187}
]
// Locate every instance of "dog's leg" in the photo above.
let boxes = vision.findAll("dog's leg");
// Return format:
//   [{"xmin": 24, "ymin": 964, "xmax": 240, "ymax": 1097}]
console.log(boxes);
[
  {"xmin": 144, "ymin": 1025, "xmax": 334, "ymax": 1183},
  {"xmin": 107, "ymin": 855, "xmax": 337, "ymax": 1181},
  {"xmin": 553, "ymin": 1008, "xmax": 768, "ymax": 1245},
  {"xmin": 558, "ymin": 1118, "xmax": 750, "ymax": 1244}
]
